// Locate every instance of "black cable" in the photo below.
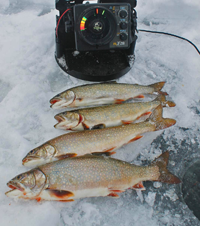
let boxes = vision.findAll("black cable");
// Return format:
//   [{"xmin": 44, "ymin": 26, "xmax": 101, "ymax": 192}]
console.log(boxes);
[{"xmin": 137, "ymin": 29, "xmax": 200, "ymax": 55}]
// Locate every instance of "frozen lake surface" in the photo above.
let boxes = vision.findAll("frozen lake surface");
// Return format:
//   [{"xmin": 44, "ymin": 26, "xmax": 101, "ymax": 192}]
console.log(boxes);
[{"xmin": 0, "ymin": 0, "xmax": 200, "ymax": 225}]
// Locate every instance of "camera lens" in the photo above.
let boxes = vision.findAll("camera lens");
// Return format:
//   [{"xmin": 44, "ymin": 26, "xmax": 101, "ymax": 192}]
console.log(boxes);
[{"xmin": 78, "ymin": 7, "xmax": 117, "ymax": 46}]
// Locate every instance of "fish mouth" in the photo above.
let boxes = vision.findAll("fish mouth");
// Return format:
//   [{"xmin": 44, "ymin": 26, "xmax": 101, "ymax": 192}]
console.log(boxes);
[
  {"xmin": 50, "ymin": 99, "xmax": 67, "ymax": 109},
  {"xmin": 5, "ymin": 182, "xmax": 26, "ymax": 198},
  {"xmin": 50, "ymin": 98, "xmax": 75, "ymax": 109},
  {"xmin": 50, "ymin": 92, "xmax": 75, "ymax": 109},
  {"xmin": 54, "ymin": 115, "xmax": 80, "ymax": 130},
  {"xmin": 22, "ymin": 156, "xmax": 41, "ymax": 166},
  {"xmin": 7, "ymin": 181, "xmax": 25, "ymax": 192}
]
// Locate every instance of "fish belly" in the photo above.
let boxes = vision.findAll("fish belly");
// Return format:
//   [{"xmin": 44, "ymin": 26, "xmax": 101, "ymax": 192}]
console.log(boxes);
[{"xmin": 39, "ymin": 187, "xmax": 111, "ymax": 201}]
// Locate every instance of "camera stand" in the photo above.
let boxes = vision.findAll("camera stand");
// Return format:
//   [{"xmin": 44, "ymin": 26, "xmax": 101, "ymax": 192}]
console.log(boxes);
[{"xmin": 55, "ymin": 50, "xmax": 135, "ymax": 81}]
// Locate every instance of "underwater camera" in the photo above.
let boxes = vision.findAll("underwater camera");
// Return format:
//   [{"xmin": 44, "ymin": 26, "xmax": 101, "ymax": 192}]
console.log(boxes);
[{"xmin": 55, "ymin": 0, "xmax": 137, "ymax": 81}]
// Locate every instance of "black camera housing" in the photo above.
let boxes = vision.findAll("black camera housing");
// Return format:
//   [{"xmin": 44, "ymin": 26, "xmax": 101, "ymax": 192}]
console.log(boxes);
[{"xmin": 55, "ymin": 0, "xmax": 137, "ymax": 81}]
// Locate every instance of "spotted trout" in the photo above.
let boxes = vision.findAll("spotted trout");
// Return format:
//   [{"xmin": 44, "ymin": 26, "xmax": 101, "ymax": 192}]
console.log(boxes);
[
  {"xmin": 22, "ymin": 105, "xmax": 176, "ymax": 167},
  {"xmin": 6, "ymin": 152, "xmax": 181, "ymax": 202},
  {"xmin": 54, "ymin": 95, "xmax": 175, "ymax": 131},
  {"xmin": 50, "ymin": 81, "xmax": 168, "ymax": 109}
]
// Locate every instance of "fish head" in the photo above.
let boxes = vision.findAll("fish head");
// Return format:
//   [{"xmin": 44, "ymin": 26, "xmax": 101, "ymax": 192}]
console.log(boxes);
[
  {"xmin": 22, "ymin": 144, "xmax": 56, "ymax": 167},
  {"xmin": 6, "ymin": 169, "xmax": 46, "ymax": 199},
  {"xmin": 50, "ymin": 90, "xmax": 75, "ymax": 109},
  {"xmin": 54, "ymin": 112, "xmax": 83, "ymax": 130}
]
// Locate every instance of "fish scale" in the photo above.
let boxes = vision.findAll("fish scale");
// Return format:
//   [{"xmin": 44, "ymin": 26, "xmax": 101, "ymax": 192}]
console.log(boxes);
[
  {"xmin": 54, "ymin": 94, "xmax": 175, "ymax": 131},
  {"xmin": 39, "ymin": 156, "xmax": 154, "ymax": 191},
  {"xmin": 22, "ymin": 105, "xmax": 176, "ymax": 167},
  {"xmin": 50, "ymin": 122, "xmax": 155, "ymax": 155},
  {"xmin": 71, "ymin": 83, "xmax": 153, "ymax": 99},
  {"xmin": 6, "ymin": 152, "xmax": 181, "ymax": 201},
  {"xmin": 50, "ymin": 82, "xmax": 167, "ymax": 109}
]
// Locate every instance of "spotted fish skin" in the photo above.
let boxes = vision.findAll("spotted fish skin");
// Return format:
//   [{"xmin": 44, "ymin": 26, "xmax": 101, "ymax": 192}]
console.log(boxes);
[
  {"xmin": 22, "ymin": 122, "xmax": 156, "ymax": 167},
  {"xmin": 50, "ymin": 82, "xmax": 167, "ymax": 109},
  {"xmin": 39, "ymin": 155, "xmax": 160, "ymax": 192},
  {"xmin": 54, "ymin": 95, "xmax": 175, "ymax": 131},
  {"xmin": 6, "ymin": 152, "xmax": 181, "ymax": 201},
  {"xmin": 22, "ymin": 105, "xmax": 176, "ymax": 167}
]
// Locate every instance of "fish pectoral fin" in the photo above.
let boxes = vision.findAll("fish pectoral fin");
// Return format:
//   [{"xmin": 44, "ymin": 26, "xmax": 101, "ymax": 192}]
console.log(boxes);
[
  {"xmin": 56, "ymin": 153, "xmax": 77, "ymax": 160},
  {"xmin": 91, "ymin": 124, "xmax": 106, "ymax": 130},
  {"xmin": 122, "ymin": 120, "xmax": 134, "ymax": 125},
  {"xmin": 127, "ymin": 135, "xmax": 143, "ymax": 144},
  {"xmin": 82, "ymin": 122, "xmax": 90, "ymax": 130},
  {"xmin": 46, "ymin": 189, "xmax": 74, "ymax": 200},
  {"xmin": 132, "ymin": 182, "xmax": 146, "ymax": 191}
]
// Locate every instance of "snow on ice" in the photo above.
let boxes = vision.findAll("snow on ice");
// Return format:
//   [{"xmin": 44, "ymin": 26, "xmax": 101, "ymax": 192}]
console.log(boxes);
[{"xmin": 0, "ymin": 0, "xmax": 200, "ymax": 226}]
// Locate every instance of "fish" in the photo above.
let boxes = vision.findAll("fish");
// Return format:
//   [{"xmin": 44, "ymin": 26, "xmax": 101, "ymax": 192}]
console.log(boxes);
[
  {"xmin": 50, "ymin": 81, "xmax": 168, "ymax": 109},
  {"xmin": 54, "ymin": 95, "xmax": 175, "ymax": 131},
  {"xmin": 6, "ymin": 151, "xmax": 181, "ymax": 202},
  {"xmin": 22, "ymin": 105, "xmax": 176, "ymax": 167}
]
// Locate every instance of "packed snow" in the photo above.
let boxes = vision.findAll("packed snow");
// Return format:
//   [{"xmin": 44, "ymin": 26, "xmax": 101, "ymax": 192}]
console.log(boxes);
[{"xmin": 0, "ymin": 0, "xmax": 200, "ymax": 225}]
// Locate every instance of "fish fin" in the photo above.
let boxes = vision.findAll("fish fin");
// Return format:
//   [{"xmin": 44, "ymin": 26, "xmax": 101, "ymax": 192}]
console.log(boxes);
[
  {"xmin": 104, "ymin": 147, "xmax": 116, "ymax": 152},
  {"xmin": 56, "ymin": 153, "xmax": 77, "ymax": 160},
  {"xmin": 82, "ymin": 122, "xmax": 90, "ymax": 130},
  {"xmin": 136, "ymin": 111, "xmax": 152, "ymax": 120},
  {"xmin": 91, "ymin": 124, "xmax": 106, "ymax": 130},
  {"xmin": 76, "ymin": 98, "xmax": 83, "ymax": 101},
  {"xmin": 165, "ymin": 100, "xmax": 176, "ymax": 107},
  {"xmin": 122, "ymin": 120, "xmax": 134, "ymax": 125},
  {"xmin": 149, "ymin": 81, "xmax": 168, "ymax": 95},
  {"xmin": 59, "ymin": 199, "xmax": 74, "ymax": 202},
  {"xmin": 132, "ymin": 182, "xmax": 146, "ymax": 191},
  {"xmin": 152, "ymin": 151, "xmax": 181, "ymax": 184},
  {"xmin": 108, "ymin": 193, "xmax": 119, "ymax": 198},
  {"xmin": 92, "ymin": 151, "xmax": 116, "ymax": 157},
  {"xmin": 148, "ymin": 105, "xmax": 176, "ymax": 130},
  {"xmin": 115, "ymin": 99, "xmax": 125, "ymax": 104},
  {"xmin": 128, "ymin": 135, "xmax": 143, "ymax": 143},
  {"xmin": 134, "ymin": 94, "xmax": 145, "ymax": 99},
  {"xmin": 35, "ymin": 197, "xmax": 42, "ymax": 202},
  {"xmin": 109, "ymin": 189, "xmax": 124, "ymax": 193},
  {"xmin": 154, "ymin": 95, "xmax": 176, "ymax": 107},
  {"xmin": 46, "ymin": 189, "xmax": 74, "ymax": 199}
]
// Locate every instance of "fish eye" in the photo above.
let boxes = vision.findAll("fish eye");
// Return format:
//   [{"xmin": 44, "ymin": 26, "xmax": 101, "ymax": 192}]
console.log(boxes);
[{"xmin": 30, "ymin": 150, "xmax": 35, "ymax": 154}]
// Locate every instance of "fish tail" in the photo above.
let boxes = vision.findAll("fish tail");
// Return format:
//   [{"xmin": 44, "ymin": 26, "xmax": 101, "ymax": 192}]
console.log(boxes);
[
  {"xmin": 152, "ymin": 151, "xmax": 181, "ymax": 184},
  {"xmin": 149, "ymin": 105, "xmax": 176, "ymax": 130},
  {"xmin": 154, "ymin": 95, "xmax": 176, "ymax": 107},
  {"xmin": 149, "ymin": 81, "xmax": 168, "ymax": 95}
]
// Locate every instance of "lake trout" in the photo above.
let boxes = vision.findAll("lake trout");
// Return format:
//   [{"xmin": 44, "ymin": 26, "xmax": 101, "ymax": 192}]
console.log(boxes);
[
  {"xmin": 54, "ymin": 95, "xmax": 175, "ymax": 131},
  {"xmin": 22, "ymin": 105, "xmax": 176, "ymax": 167},
  {"xmin": 50, "ymin": 81, "xmax": 168, "ymax": 109},
  {"xmin": 6, "ymin": 152, "xmax": 181, "ymax": 202}
]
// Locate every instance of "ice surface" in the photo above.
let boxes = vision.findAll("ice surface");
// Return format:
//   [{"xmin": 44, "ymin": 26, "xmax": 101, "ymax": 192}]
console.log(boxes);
[{"xmin": 0, "ymin": 0, "xmax": 200, "ymax": 225}]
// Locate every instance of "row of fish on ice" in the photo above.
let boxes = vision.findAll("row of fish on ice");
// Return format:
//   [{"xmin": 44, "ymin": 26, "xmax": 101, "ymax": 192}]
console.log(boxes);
[{"xmin": 6, "ymin": 82, "xmax": 181, "ymax": 202}]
